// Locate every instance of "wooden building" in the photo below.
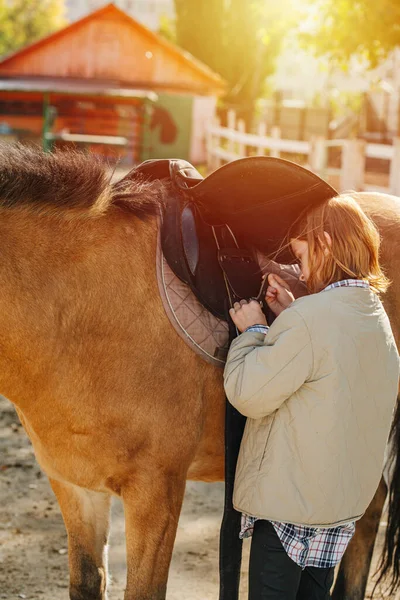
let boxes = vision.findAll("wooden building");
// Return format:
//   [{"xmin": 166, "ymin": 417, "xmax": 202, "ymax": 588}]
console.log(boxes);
[{"xmin": 0, "ymin": 3, "xmax": 224, "ymax": 163}]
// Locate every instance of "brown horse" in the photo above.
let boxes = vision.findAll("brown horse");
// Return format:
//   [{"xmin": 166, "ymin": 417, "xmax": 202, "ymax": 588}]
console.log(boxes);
[{"xmin": 0, "ymin": 144, "xmax": 399, "ymax": 600}]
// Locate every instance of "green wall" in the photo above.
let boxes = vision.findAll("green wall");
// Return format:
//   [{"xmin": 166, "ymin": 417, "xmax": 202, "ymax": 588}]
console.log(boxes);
[{"xmin": 141, "ymin": 93, "xmax": 193, "ymax": 161}]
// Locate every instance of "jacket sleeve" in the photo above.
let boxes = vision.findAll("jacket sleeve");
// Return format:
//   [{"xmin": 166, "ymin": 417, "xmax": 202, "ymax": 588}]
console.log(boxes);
[{"xmin": 223, "ymin": 307, "xmax": 313, "ymax": 420}]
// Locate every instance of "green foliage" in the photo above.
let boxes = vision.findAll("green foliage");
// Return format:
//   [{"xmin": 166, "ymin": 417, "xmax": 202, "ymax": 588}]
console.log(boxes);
[
  {"xmin": 302, "ymin": 0, "xmax": 400, "ymax": 68},
  {"xmin": 174, "ymin": 0, "xmax": 298, "ymax": 120},
  {"xmin": 158, "ymin": 14, "xmax": 176, "ymax": 44},
  {"xmin": 0, "ymin": 0, "xmax": 66, "ymax": 58}
]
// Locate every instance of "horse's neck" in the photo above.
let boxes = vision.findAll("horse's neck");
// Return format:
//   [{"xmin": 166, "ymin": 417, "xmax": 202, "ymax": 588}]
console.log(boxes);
[{"xmin": 0, "ymin": 208, "xmax": 158, "ymax": 406}]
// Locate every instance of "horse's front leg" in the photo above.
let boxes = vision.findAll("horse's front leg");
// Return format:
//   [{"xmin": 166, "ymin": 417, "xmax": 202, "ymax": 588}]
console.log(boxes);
[
  {"xmin": 121, "ymin": 468, "xmax": 187, "ymax": 600},
  {"xmin": 50, "ymin": 478, "xmax": 111, "ymax": 600},
  {"xmin": 332, "ymin": 477, "xmax": 387, "ymax": 600}
]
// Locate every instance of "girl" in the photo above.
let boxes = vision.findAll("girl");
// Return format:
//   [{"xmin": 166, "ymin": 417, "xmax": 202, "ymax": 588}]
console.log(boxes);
[{"xmin": 224, "ymin": 194, "xmax": 399, "ymax": 600}]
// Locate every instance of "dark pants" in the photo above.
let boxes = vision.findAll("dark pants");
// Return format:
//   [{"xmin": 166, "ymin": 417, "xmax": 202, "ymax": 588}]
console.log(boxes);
[{"xmin": 248, "ymin": 520, "xmax": 335, "ymax": 600}]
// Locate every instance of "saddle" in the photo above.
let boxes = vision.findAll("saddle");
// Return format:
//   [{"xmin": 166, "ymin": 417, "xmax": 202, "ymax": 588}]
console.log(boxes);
[{"xmin": 131, "ymin": 156, "xmax": 337, "ymax": 321}]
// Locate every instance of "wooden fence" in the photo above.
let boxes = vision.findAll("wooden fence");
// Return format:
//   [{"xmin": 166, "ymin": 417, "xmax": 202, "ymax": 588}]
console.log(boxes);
[{"xmin": 207, "ymin": 112, "xmax": 400, "ymax": 195}]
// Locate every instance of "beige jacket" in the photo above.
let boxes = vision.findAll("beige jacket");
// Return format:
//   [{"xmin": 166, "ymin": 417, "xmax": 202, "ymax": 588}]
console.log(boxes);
[{"xmin": 224, "ymin": 287, "xmax": 399, "ymax": 527}]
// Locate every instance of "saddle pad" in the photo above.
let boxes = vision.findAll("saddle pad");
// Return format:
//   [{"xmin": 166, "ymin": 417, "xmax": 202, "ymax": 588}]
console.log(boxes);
[
  {"xmin": 156, "ymin": 233, "xmax": 309, "ymax": 367},
  {"xmin": 156, "ymin": 233, "xmax": 230, "ymax": 367}
]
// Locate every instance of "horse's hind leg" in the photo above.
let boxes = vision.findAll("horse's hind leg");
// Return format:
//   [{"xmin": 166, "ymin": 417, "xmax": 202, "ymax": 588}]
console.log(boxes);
[
  {"xmin": 50, "ymin": 479, "xmax": 111, "ymax": 600},
  {"xmin": 121, "ymin": 469, "xmax": 187, "ymax": 600},
  {"xmin": 332, "ymin": 477, "xmax": 387, "ymax": 600}
]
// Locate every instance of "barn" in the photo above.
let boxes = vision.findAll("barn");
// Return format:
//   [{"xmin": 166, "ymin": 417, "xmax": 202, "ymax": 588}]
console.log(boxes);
[{"xmin": 0, "ymin": 3, "xmax": 224, "ymax": 164}]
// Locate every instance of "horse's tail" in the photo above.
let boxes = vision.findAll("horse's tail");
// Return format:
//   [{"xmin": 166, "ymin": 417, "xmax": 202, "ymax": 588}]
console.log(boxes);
[{"xmin": 376, "ymin": 396, "xmax": 400, "ymax": 595}]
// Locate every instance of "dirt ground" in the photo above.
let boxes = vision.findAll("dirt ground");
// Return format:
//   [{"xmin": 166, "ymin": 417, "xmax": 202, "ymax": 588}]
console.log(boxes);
[{"xmin": 0, "ymin": 395, "xmax": 390, "ymax": 599}]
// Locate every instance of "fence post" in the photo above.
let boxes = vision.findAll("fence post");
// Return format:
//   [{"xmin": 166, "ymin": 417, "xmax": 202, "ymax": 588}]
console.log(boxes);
[
  {"xmin": 210, "ymin": 116, "xmax": 221, "ymax": 170},
  {"xmin": 270, "ymin": 126, "xmax": 281, "ymax": 158},
  {"xmin": 309, "ymin": 136, "xmax": 327, "ymax": 175},
  {"xmin": 237, "ymin": 119, "xmax": 246, "ymax": 157},
  {"xmin": 227, "ymin": 110, "xmax": 236, "ymax": 157},
  {"xmin": 206, "ymin": 124, "xmax": 213, "ymax": 173},
  {"xmin": 340, "ymin": 139, "xmax": 366, "ymax": 191},
  {"xmin": 389, "ymin": 137, "xmax": 400, "ymax": 195},
  {"xmin": 257, "ymin": 121, "xmax": 267, "ymax": 155}
]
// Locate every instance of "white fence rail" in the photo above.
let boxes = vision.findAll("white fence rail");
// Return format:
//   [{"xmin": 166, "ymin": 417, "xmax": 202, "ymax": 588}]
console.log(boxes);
[{"xmin": 207, "ymin": 112, "xmax": 400, "ymax": 195}]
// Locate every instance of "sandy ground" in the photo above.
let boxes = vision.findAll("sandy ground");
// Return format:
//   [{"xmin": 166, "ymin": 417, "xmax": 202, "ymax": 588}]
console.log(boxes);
[{"xmin": 0, "ymin": 395, "xmax": 390, "ymax": 599}]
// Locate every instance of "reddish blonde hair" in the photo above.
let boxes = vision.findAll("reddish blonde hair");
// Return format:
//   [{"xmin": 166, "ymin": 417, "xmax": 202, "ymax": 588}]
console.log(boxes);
[{"xmin": 290, "ymin": 194, "xmax": 389, "ymax": 294}]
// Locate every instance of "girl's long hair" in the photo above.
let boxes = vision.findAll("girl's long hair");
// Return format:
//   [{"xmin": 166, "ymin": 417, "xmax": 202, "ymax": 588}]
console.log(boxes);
[{"xmin": 289, "ymin": 194, "xmax": 390, "ymax": 294}]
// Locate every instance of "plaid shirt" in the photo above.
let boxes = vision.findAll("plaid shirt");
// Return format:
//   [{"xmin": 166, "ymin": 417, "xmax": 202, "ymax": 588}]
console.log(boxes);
[
  {"xmin": 240, "ymin": 516, "xmax": 355, "ymax": 569},
  {"xmin": 322, "ymin": 278, "xmax": 370, "ymax": 291},
  {"xmin": 240, "ymin": 279, "xmax": 370, "ymax": 568}
]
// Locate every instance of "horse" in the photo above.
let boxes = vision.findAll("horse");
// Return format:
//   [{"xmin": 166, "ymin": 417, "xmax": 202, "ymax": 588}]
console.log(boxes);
[{"xmin": 0, "ymin": 143, "xmax": 399, "ymax": 600}]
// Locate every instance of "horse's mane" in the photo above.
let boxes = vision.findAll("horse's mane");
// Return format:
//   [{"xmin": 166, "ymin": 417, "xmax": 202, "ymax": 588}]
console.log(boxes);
[{"xmin": 0, "ymin": 143, "xmax": 163, "ymax": 217}]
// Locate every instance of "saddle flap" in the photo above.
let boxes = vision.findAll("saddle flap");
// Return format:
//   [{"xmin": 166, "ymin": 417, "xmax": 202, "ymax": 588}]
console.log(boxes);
[{"xmin": 218, "ymin": 248, "xmax": 262, "ymax": 300}]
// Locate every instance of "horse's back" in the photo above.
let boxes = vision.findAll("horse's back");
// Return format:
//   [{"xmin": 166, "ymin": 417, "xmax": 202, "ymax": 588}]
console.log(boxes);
[
  {"xmin": 355, "ymin": 192, "xmax": 400, "ymax": 350},
  {"xmin": 355, "ymin": 191, "xmax": 400, "ymax": 223}
]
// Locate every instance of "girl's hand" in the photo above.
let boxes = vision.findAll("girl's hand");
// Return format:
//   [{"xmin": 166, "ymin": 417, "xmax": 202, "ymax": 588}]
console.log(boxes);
[
  {"xmin": 265, "ymin": 274, "xmax": 295, "ymax": 316},
  {"xmin": 229, "ymin": 299, "xmax": 267, "ymax": 333}
]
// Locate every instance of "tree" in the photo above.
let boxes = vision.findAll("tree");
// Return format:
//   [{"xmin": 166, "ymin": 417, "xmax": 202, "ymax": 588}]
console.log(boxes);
[
  {"xmin": 174, "ymin": 0, "xmax": 297, "ymax": 122},
  {"xmin": 0, "ymin": 0, "xmax": 66, "ymax": 58},
  {"xmin": 302, "ymin": 0, "xmax": 400, "ymax": 68}
]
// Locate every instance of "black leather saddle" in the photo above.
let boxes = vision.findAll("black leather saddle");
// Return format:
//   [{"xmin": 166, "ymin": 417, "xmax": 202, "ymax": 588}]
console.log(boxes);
[{"xmin": 129, "ymin": 157, "xmax": 337, "ymax": 322}]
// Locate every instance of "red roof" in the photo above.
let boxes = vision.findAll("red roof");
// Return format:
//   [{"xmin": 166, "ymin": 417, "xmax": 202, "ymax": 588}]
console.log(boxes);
[{"xmin": 0, "ymin": 3, "xmax": 225, "ymax": 95}]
